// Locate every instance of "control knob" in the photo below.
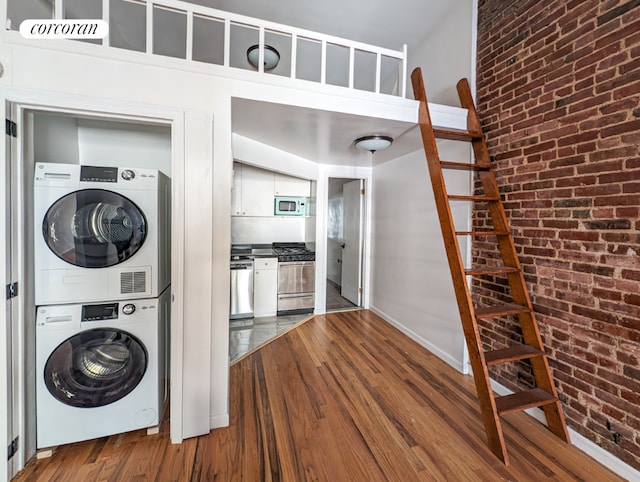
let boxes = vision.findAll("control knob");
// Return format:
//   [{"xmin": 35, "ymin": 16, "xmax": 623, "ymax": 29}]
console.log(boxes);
[{"xmin": 121, "ymin": 169, "xmax": 135, "ymax": 181}]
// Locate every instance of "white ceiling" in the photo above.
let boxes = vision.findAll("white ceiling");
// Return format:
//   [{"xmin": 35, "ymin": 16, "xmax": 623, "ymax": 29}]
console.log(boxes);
[
  {"xmin": 232, "ymin": 99, "xmax": 420, "ymax": 167},
  {"xmin": 195, "ymin": 0, "xmax": 455, "ymax": 167},
  {"xmin": 187, "ymin": 0, "xmax": 454, "ymax": 51}
]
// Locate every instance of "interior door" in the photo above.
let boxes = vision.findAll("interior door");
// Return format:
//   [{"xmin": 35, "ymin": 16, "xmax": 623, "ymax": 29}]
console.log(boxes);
[
  {"xmin": 341, "ymin": 180, "xmax": 363, "ymax": 306},
  {"xmin": 2, "ymin": 102, "xmax": 18, "ymax": 482}
]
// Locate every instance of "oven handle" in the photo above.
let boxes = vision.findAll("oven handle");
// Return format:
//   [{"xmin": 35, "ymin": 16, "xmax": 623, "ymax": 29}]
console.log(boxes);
[{"xmin": 277, "ymin": 293, "xmax": 314, "ymax": 299}]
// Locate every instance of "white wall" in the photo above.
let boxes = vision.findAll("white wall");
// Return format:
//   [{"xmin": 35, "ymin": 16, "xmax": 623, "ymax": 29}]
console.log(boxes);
[
  {"xmin": 407, "ymin": 0, "xmax": 476, "ymax": 105},
  {"xmin": 232, "ymin": 133, "xmax": 319, "ymax": 180},
  {"xmin": 32, "ymin": 112, "xmax": 172, "ymax": 176},
  {"xmin": 370, "ymin": 144, "xmax": 470, "ymax": 372},
  {"xmin": 371, "ymin": 0, "xmax": 476, "ymax": 372},
  {"xmin": 33, "ymin": 113, "xmax": 79, "ymax": 164},
  {"xmin": 77, "ymin": 119, "xmax": 172, "ymax": 177},
  {"xmin": 231, "ymin": 216, "xmax": 306, "ymax": 244}
]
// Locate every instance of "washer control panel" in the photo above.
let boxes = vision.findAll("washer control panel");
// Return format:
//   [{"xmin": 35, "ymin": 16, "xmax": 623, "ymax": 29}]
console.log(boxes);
[{"xmin": 81, "ymin": 302, "xmax": 119, "ymax": 321}]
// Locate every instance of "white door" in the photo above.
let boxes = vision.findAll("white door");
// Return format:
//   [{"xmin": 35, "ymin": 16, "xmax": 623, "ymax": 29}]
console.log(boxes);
[
  {"xmin": 2, "ymin": 103, "xmax": 18, "ymax": 482},
  {"xmin": 341, "ymin": 180, "xmax": 363, "ymax": 306}
]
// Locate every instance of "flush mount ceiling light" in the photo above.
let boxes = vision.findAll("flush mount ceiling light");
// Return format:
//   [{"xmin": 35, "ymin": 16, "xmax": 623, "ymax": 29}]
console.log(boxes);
[
  {"xmin": 247, "ymin": 44, "xmax": 280, "ymax": 70},
  {"xmin": 354, "ymin": 135, "xmax": 394, "ymax": 153}
]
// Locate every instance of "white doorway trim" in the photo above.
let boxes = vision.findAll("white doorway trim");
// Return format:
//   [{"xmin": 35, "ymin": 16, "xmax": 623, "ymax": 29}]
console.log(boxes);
[
  {"xmin": 1, "ymin": 99, "xmax": 13, "ymax": 482},
  {"xmin": 0, "ymin": 87, "xmax": 186, "ymax": 478},
  {"xmin": 316, "ymin": 164, "xmax": 372, "ymax": 315}
]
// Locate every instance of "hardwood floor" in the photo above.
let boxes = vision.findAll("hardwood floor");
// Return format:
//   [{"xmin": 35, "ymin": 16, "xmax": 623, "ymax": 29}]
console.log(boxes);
[{"xmin": 14, "ymin": 310, "xmax": 623, "ymax": 481}]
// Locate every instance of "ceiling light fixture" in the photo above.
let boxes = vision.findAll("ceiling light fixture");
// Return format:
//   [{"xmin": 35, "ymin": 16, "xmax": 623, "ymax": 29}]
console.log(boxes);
[
  {"xmin": 354, "ymin": 135, "xmax": 393, "ymax": 153},
  {"xmin": 247, "ymin": 44, "xmax": 280, "ymax": 70}
]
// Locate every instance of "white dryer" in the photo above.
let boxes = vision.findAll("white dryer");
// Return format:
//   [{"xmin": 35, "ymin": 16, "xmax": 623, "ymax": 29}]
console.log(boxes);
[
  {"xmin": 34, "ymin": 163, "xmax": 170, "ymax": 305},
  {"xmin": 36, "ymin": 289, "xmax": 170, "ymax": 448}
]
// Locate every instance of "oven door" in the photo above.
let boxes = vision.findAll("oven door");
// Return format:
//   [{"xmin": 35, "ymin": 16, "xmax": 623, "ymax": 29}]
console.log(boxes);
[{"xmin": 277, "ymin": 261, "xmax": 315, "ymax": 294}]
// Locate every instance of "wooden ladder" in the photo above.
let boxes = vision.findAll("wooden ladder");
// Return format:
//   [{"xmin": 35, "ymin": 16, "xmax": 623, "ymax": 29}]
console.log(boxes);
[{"xmin": 410, "ymin": 67, "xmax": 570, "ymax": 465}]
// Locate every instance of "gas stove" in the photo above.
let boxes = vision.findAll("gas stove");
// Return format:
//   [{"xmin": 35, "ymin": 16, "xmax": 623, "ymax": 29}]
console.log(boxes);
[{"xmin": 272, "ymin": 242, "xmax": 315, "ymax": 262}]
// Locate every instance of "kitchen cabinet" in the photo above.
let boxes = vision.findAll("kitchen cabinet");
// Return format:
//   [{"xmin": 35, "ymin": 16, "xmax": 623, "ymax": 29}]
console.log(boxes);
[
  {"xmin": 253, "ymin": 257, "xmax": 278, "ymax": 317},
  {"xmin": 231, "ymin": 162, "xmax": 275, "ymax": 216},
  {"xmin": 274, "ymin": 172, "xmax": 310, "ymax": 197}
]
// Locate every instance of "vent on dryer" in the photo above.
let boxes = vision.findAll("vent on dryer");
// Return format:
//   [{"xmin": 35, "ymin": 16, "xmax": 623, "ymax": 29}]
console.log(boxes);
[{"xmin": 121, "ymin": 271, "xmax": 147, "ymax": 294}]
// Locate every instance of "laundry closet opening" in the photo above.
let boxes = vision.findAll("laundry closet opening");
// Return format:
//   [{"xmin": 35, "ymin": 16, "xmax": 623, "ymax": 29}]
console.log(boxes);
[{"xmin": 13, "ymin": 108, "xmax": 174, "ymax": 463}]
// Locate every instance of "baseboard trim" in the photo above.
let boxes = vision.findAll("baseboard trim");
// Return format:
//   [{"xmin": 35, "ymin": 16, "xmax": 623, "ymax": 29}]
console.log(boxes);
[
  {"xmin": 490, "ymin": 380, "xmax": 639, "ymax": 481},
  {"xmin": 210, "ymin": 413, "xmax": 230, "ymax": 430},
  {"xmin": 369, "ymin": 305, "xmax": 465, "ymax": 374}
]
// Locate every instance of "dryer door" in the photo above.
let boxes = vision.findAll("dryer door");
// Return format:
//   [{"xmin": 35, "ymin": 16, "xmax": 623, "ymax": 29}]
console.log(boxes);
[
  {"xmin": 43, "ymin": 328, "xmax": 148, "ymax": 408},
  {"xmin": 42, "ymin": 189, "xmax": 147, "ymax": 268}
]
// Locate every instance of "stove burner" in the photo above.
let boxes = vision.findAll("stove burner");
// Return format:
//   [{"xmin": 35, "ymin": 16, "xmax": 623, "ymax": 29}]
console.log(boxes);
[{"xmin": 272, "ymin": 243, "xmax": 315, "ymax": 262}]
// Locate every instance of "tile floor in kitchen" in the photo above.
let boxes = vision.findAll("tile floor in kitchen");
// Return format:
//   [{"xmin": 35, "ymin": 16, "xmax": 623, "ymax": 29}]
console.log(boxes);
[
  {"xmin": 229, "ymin": 281, "xmax": 360, "ymax": 363},
  {"xmin": 229, "ymin": 313, "xmax": 311, "ymax": 363}
]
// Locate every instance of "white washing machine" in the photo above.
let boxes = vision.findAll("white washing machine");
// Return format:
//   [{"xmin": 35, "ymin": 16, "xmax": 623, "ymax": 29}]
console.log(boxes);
[
  {"xmin": 36, "ymin": 289, "xmax": 170, "ymax": 448},
  {"xmin": 34, "ymin": 162, "xmax": 171, "ymax": 305}
]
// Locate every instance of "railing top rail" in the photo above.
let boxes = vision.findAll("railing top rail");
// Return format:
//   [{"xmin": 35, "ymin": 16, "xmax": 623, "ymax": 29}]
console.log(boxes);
[{"xmin": 142, "ymin": 0, "xmax": 406, "ymax": 60}]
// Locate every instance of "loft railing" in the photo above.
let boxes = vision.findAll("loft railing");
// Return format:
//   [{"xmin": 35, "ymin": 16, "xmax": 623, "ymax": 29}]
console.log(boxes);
[{"xmin": 6, "ymin": 0, "xmax": 407, "ymax": 97}]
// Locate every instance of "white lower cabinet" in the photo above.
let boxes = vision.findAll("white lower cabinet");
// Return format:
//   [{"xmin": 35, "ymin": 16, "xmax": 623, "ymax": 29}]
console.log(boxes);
[{"xmin": 253, "ymin": 257, "xmax": 278, "ymax": 317}]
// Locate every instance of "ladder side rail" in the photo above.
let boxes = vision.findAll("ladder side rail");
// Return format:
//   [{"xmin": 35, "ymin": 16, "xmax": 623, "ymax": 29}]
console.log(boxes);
[
  {"xmin": 458, "ymin": 78, "xmax": 571, "ymax": 444},
  {"xmin": 411, "ymin": 68, "xmax": 509, "ymax": 464}
]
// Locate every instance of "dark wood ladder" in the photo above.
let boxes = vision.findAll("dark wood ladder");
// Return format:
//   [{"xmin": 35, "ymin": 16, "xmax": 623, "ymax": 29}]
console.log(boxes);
[{"xmin": 410, "ymin": 67, "xmax": 570, "ymax": 465}]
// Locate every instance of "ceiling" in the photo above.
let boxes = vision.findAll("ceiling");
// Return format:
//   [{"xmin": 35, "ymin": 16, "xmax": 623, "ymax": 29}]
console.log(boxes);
[
  {"xmin": 196, "ymin": 0, "xmax": 456, "ymax": 168},
  {"xmin": 232, "ymin": 99, "xmax": 420, "ymax": 167},
  {"xmin": 187, "ymin": 0, "xmax": 455, "ymax": 51}
]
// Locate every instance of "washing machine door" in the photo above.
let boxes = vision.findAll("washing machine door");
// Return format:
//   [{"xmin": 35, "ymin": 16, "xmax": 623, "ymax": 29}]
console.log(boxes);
[
  {"xmin": 43, "ymin": 328, "xmax": 148, "ymax": 408},
  {"xmin": 42, "ymin": 189, "xmax": 147, "ymax": 268}
]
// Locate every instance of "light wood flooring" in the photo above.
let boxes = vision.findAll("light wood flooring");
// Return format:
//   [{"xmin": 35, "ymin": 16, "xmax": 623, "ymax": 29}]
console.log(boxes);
[{"xmin": 14, "ymin": 310, "xmax": 623, "ymax": 481}]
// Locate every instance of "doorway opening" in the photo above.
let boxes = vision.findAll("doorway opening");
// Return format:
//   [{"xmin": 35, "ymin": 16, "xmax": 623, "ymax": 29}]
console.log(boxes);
[
  {"xmin": 2, "ymin": 102, "xmax": 178, "ymax": 478},
  {"xmin": 326, "ymin": 178, "xmax": 364, "ymax": 312}
]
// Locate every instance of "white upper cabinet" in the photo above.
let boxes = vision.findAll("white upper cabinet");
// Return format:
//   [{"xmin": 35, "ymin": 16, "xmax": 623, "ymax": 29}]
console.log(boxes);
[
  {"xmin": 231, "ymin": 162, "xmax": 275, "ymax": 216},
  {"xmin": 232, "ymin": 162, "xmax": 311, "ymax": 216},
  {"xmin": 274, "ymin": 173, "xmax": 311, "ymax": 197}
]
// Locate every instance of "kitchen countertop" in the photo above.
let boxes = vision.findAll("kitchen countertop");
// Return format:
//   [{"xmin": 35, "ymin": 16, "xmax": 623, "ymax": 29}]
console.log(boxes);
[{"xmin": 231, "ymin": 244, "xmax": 276, "ymax": 259}]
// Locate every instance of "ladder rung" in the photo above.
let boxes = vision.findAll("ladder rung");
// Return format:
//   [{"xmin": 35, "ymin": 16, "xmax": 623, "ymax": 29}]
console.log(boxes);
[
  {"xmin": 495, "ymin": 388, "xmax": 558, "ymax": 416},
  {"xmin": 448, "ymin": 195, "xmax": 500, "ymax": 202},
  {"xmin": 475, "ymin": 303, "xmax": 531, "ymax": 318},
  {"xmin": 440, "ymin": 161, "xmax": 490, "ymax": 171},
  {"xmin": 484, "ymin": 345, "xmax": 544, "ymax": 366},
  {"xmin": 455, "ymin": 230, "xmax": 509, "ymax": 237},
  {"xmin": 433, "ymin": 128, "xmax": 482, "ymax": 141},
  {"xmin": 465, "ymin": 266, "xmax": 519, "ymax": 276}
]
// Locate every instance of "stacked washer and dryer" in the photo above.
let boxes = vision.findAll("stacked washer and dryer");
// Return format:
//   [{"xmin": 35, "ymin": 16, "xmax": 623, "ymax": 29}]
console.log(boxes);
[{"xmin": 33, "ymin": 162, "xmax": 171, "ymax": 449}]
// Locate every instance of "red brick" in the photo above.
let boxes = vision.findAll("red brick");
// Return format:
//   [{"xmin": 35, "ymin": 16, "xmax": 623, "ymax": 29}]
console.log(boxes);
[{"xmin": 477, "ymin": 0, "xmax": 640, "ymax": 469}]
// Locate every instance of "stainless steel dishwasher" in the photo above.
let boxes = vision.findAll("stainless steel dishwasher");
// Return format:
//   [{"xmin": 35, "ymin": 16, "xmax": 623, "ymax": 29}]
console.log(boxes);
[{"xmin": 230, "ymin": 259, "xmax": 254, "ymax": 319}]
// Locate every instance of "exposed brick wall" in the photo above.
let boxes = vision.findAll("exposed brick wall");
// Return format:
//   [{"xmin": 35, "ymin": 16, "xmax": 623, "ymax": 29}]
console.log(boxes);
[{"xmin": 475, "ymin": 0, "xmax": 640, "ymax": 469}]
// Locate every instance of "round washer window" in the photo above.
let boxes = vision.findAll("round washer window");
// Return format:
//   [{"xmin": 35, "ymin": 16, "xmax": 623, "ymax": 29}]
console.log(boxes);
[
  {"xmin": 43, "ymin": 189, "xmax": 147, "ymax": 268},
  {"xmin": 44, "ymin": 328, "xmax": 148, "ymax": 408}
]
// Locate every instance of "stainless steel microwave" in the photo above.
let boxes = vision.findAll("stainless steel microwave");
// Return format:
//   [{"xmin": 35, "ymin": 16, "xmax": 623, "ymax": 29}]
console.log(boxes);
[{"xmin": 274, "ymin": 197, "xmax": 307, "ymax": 216}]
